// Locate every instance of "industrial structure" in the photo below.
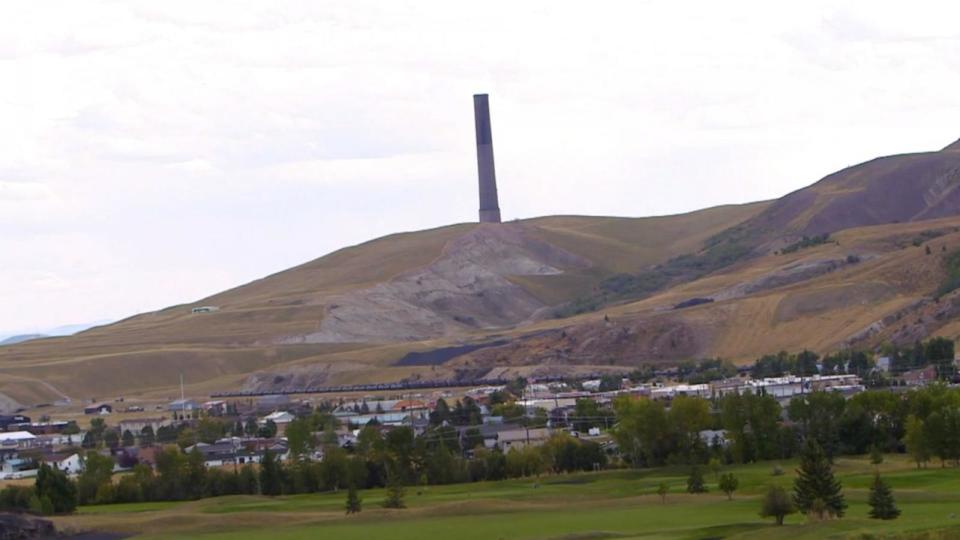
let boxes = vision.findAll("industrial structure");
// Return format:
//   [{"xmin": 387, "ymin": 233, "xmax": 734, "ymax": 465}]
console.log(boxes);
[{"xmin": 473, "ymin": 94, "xmax": 502, "ymax": 223}]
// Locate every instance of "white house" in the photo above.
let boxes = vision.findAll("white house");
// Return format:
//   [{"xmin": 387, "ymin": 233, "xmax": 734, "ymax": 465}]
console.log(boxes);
[
  {"xmin": 48, "ymin": 453, "xmax": 83, "ymax": 475},
  {"xmin": 0, "ymin": 431, "xmax": 37, "ymax": 449},
  {"xmin": 261, "ymin": 411, "xmax": 295, "ymax": 425}
]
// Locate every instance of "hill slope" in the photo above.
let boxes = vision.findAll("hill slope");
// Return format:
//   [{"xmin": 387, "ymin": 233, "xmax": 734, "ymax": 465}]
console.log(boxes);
[{"xmin": 5, "ymin": 139, "xmax": 960, "ymax": 406}]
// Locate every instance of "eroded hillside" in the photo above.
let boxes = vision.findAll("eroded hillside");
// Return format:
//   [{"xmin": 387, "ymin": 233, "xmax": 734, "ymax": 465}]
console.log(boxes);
[{"xmin": 5, "ymin": 140, "xmax": 960, "ymax": 406}]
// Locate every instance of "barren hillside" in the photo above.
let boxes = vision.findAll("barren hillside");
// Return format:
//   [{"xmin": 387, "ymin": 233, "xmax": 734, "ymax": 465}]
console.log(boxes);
[{"xmin": 5, "ymin": 139, "xmax": 960, "ymax": 407}]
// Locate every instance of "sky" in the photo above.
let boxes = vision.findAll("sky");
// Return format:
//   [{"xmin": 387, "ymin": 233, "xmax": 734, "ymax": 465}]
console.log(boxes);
[{"xmin": 3, "ymin": 0, "xmax": 960, "ymax": 337}]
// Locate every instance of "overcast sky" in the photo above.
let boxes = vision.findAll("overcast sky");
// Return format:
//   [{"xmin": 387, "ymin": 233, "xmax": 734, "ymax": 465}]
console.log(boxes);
[{"xmin": 3, "ymin": 1, "xmax": 960, "ymax": 337}]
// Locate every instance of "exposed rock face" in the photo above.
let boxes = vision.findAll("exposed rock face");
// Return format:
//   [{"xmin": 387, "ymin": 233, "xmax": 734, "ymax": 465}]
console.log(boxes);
[
  {"xmin": 0, "ymin": 513, "xmax": 55, "ymax": 540},
  {"xmin": 455, "ymin": 314, "xmax": 711, "ymax": 370},
  {"xmin": 283, "ymin": 223, "xmax": 591, "ymax": 343}
]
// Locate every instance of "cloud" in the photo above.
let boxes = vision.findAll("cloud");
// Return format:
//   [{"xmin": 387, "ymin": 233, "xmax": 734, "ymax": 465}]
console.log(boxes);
[{"xmin": 2, "ymin": 0, "xmax": 960, "ymax": 331}]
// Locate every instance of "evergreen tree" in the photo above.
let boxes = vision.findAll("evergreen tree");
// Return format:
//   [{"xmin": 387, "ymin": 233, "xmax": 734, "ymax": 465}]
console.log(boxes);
[
  {"xmin": 686, "ymin": 466, "xmax": 707, "ymax": 494},
  {"xmin": 345, "ymin": 484, "xmax": 362, "ymax": 514},
  {"xmin": 140, "ymin": 426, "xmax": 155, "ymax": 447},
  {"xmin": 259, "ymin": 449, "xmax": 284, "ymax": 496},
  {"xmin": 793, "ymin": 440, "xmax": 846, "ymax": 519},
  {"xmin": 869, "ymin": 444, "xmax": 883, "ymax": 466},
  {"xmin": 760, "ymin": 485, "xmax": 795, "ymax": 525},
  {"xmin": 382, "ymin": 472, "xmax": 406, "ymax": 509},
  {"xmin": 122, "ymin": 430, "xmax": 135, "ymax": 448},
  {"xmin": 867, "ymin": 473, "xmax": 900, "ymax": 520},
  {"xmin": 719, "ymin": 473, "xmax": 739, "ymax": 500}
]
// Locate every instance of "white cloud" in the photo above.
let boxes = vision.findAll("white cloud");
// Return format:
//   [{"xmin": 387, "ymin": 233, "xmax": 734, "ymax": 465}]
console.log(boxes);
[{"xmin": 2, "ymin": 0, "xmax": 960, "ymax": 331}]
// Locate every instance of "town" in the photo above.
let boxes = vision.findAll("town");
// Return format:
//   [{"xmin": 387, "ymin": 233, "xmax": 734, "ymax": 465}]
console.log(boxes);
[{"xmin": 0, "ymin": 338, "xmax": 953, "ymax": 513}]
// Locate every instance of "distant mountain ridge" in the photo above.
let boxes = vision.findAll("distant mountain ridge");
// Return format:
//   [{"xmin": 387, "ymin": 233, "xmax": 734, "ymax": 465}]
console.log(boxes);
[{"xmin": 0, "ymin": 334, "xmax": 47, "ymax": 346}]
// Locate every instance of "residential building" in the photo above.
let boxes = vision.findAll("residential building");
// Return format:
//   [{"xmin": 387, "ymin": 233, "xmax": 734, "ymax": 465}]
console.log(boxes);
[
  {"xmin": 0, "ymin": 431, "xmax": 37, "ymax": 449},
  {"xmin": 118, "ymin": 417, "xmax": 171, "ymax": 436},
  {"xmin": 84, "ymin": 403, "xmax": 112, "ymax": 415}
]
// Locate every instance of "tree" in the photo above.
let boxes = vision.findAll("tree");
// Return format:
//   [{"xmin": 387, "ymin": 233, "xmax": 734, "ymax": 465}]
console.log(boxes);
[
  {"xmin": 760, "ymin": 485, "xmax": 796, "ymax": 525},
  {"xmin": 656, "ymin": 481, "xmax": 669, "ymax": 504},
  {"xmin": 345, "ymin": 484, "xmax": 362, "ymax": 514},
  {"xmin": 35, "ymin": 464, "xmax": 77, "ymax": 514},
  {"xmin": 89, "ymin": 418, "xmax": 107, "ymax": 446},
  {"xmin": 77, "ymin": 451, "xmax": 115, "ymax": 505},
  {"xmin": 122, "ymin": 430, "xmax": 135, "ymax": 448},
  {"xmin": 259, "ymin": 449, "xmax": 284, "ymax": 496},
  {"xmin": 869, "ymin": 444, "xmax": 883, "ymax": 466},
  {"xmin": 140, "ymin": 426, "xmax": 155, "ymax": 447},
  {"xmin": 429, "ymin": 398, "xmax": 451, "ymax": 426},
  {"xmin": 903, "ymin": 415, "xmax": 929, "ymax": 469},
  {"xmin": 286, "ymin": 418, "xmax": 316, "ymax": 460},
  {"xmin": 258, "ymin": 420, "xmax": 278, "ymax": 439},
  {"xmin": 867, "ymin": 473, "xmax": 900, "ymax": 520},
  {"xmin": 383, "ymin": 472, "xmax": 406, "ymax": 509},
  {"xmin": 719, "ymin": 473, "xmax": 739, "ymax": 500},
  {"xmin": 793, "ymin": 440, "xmax": 846, "ymax": 519},
  {"xmin": 176, "ymin": 428, "xmax": 197, "ymax": 449},
  {"xmin": 686, "ymin": 466, "xmax": 707, "ymax": 494},
  {"xmin": 104, "ymin": 429, "xmax": 120, "ymax": 450},
  {"xmin": 196, "ymin": 417, "xmax": 226, "ymax": 444}
]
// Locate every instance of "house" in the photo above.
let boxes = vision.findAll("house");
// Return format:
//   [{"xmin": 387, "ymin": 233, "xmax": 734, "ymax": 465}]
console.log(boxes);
[
  {"xmin": 651, "ymin": 384, "xmax": 711, "ymax": 400},
  {"xmin": 35, "ymin": 432, "xmax": 84, "ymax": 448},
  {"xmin": 0, "ymin": 431, "xmax": 38, "ymax": 449},
  {"xmin": 19, "ymin": 421, "xmax": 73, "ymax": 435},
  {"xmin": 186, "ymin": 441, "xmax": 258, "ymax": 468},
  {"xmin": 203, "ymin": 400, "xmax": 229, "ymax": 416},
  {"xmin": 699, "ymin": 429, "xmax": 730, "ymax": 447},
  {"xmin": 43, "ymin": 452, "xmax": 82, "ymax": 475},
  {"xmin": 460, "ymin": 423, "xmax": 552, "ymax": 451},
  {"xmin": 167, "ymin": 399, "xmax": 198, "ymax": 413},
  {"xmin": 135, "ymin": 446, "xmax": 163, "ymax": 468},
  {"xmin": 581, "ymin": 380, "xmax": 602, "ymax": 392},
  {"xmin": 118, "ymin": 417, "xmax": 171, "ymax": 436},
  {"xmin": 84, "ymin": 403, "xmax": 113, "ymax": 415},
  {"xmin": 0, "ymin": 449, "xmax": 37, "ymax": 479},
  {"xmin": 496, "ymin": 427, "xmax": 552, "ymax": 450},
  {"xmin": 903, "ymin": 365, "xmax": 938, "ymax": 387},
  {"xmin": 260, "ymin": 411, "xmax": 295, "ymax": 435},
  {"xmin": 876, "ymin": 356, "xmax": 892, "ymax": 373}
]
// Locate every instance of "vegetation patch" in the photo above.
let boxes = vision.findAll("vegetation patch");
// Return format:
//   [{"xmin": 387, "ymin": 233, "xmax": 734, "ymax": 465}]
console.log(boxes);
[
  {"xmin": 673, "ymin": 297, "xmax": 714, "ymax": 310},
  {"xmin": 935, "ymin": 248, "xmax": 960, "ymax": 297},
  {"xmin": 780, "ymin": 233, "xmax": 831, "ymax": 254},
  {"xmin": 553, "ymin": 226, "xmax": 756, "ymax": 318}
]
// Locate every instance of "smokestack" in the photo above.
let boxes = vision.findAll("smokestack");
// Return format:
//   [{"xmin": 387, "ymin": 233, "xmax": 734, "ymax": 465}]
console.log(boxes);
[{"xmin": 474, "ymin": 94, "xmax": 501, "ymax": 223}]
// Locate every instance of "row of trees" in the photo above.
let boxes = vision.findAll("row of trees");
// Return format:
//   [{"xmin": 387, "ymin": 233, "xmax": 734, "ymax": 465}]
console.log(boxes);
[
  {"xmin": 749, "ymin": 337, "xmax": 955, "ymax": 382},
  {"xmin": 67, "ymin": 423, "xmax": 608, "ymax": 508},
  {"xmin": 613, "ymin": 383, "xmax": 960, "ymax": 468}
]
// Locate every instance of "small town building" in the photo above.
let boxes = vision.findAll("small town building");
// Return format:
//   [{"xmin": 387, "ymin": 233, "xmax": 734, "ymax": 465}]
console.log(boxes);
[
  {"xmin": 118, "ymin": 417, "xmax": 171, "ymax": 435},
  {"xmin": 0, "ymin": 431, "xmax": 38, "ymax": 449},
  {"xmin": 44, "ymin": 452, "xmax": 82, "ymax": 475},
  {"xmin": 83, "ymin": 403, "xmax": 113, "ymax": 415}
]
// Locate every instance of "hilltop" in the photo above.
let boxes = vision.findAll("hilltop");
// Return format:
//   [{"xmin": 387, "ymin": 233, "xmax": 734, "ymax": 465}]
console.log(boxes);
[{"xmin": 4, "ymin": 139, "xmax": 960, "ymax": 407}]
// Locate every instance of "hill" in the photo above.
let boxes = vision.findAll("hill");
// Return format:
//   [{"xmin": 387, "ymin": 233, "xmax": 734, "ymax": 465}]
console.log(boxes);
[{"xmin": 4, "ymin": 139, "xmax": 960, "ymax": 407}]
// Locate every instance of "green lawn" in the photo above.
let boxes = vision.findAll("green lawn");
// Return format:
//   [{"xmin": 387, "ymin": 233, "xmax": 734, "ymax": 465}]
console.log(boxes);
[{"xmin": 58, "ymin": 455, "xmax": 960, "ymax": 540}]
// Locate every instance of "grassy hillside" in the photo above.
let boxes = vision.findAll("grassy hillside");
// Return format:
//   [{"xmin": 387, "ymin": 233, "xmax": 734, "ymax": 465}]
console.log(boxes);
[
  {"xmin": 0, "ymin": 204, "xmax": 767, "ymax": 404},
  {"xmin": 52, "ymin": 455, "xmax": 960, "ymax": 540},
  {"xmin": 6, "ymin": 142, "xmax": 960, "ymax": 404}
]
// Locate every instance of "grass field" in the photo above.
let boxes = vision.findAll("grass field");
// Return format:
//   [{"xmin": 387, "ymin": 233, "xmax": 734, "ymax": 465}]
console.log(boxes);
[{"xmin": 53, "ymin": 455, "xmax": 960, "ymax": 540}]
